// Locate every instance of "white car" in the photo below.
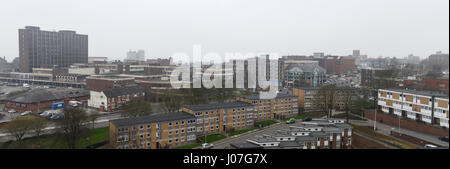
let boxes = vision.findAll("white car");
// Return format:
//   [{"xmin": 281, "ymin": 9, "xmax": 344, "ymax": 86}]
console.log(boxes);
[
  {"xmin": 20, "ymin": 111, "xmax": 32, "ymax": 116},
  {"xmin": 202, "ymin": 143, "xmax": 214, "ymax": 149},
  {"xmin": 424, "ymin": 144, "xmax": 438, "ymax": 148},
  {"xmin": 8, "ymin": 109, "xmax": 16, "ymax": 113},
  {"xmin": 40, "ymin": 111, "xmax": 52, "ymax": 117}
]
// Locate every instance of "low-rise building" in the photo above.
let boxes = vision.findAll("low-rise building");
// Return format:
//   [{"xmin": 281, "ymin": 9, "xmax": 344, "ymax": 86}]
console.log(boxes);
[
  {"xmin": 86, "ymin": 75, "xmax": 136, "ymax": 92},
  {"xmin": 236, "ymin": 93, "xmax": 298, "ymax": 121},
  {"xmin": 182, "ymin": 101, "xmax": 254, "ymax": 135},
  {"xmin": 234, "ymin": 118, "xmax": 352, "ymax": 149},
  {"xmin": 88, "ymin": 86, "xmax": 145, "ymax": 112},
  {"xmin": 293, "ymin": 87, "xmax": 357, "ymax": 113},
  {"xmin": 377, "ymin": 89, "xmax": 448, "ymax": 128},
  {"xmin": 109, "ymin": 112, "xmax": 197, "ymax": 149},
  {"xmin": 3, "ymin": 88, "xmax": 89, "ymax": 112}
]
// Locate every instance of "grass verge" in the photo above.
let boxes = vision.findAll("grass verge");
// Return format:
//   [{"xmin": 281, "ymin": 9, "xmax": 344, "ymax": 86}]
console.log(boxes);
[{"xmin": 1, "ymin": 127, "xmax": 109, "ymax": 149}]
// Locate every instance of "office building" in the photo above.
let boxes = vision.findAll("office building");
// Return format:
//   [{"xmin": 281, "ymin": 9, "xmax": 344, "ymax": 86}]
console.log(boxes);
[{"xmin": 19, "ymin": 26, "xmax": 88, "ymax": 73}]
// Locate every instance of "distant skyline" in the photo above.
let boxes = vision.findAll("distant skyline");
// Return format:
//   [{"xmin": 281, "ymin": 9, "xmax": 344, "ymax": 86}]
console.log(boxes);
[{"xmin": 0, "ymin": 0, "xmax": 448, "ymax": 62}]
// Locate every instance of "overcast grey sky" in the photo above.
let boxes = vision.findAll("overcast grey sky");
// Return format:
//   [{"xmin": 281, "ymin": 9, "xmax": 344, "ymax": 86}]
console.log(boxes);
[{"xmin": 0, "ymin": 0, "xmax": 448, "ymax": 62}]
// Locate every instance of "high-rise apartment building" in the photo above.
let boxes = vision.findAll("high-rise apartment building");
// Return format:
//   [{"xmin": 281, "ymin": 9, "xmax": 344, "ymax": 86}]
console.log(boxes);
[{"xmin": 19, "ymin": 26, "xmax": 88, "ymax": 73}]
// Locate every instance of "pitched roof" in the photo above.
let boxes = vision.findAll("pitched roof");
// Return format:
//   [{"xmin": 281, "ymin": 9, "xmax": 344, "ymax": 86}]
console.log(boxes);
[
  {"xmin": 285, "ymin": 63, "xmax": 326, "ymax": 73},
  {"xmin": 110, "ymin": 112, "xmax": 196, "ymax": 127},
  {"xmin": 4, "ymin": 88, "xmax": 88, "ymax": 104},
  {"xmin": 102, "ymin": 86, "xmax": 144, "ymax": 98}
]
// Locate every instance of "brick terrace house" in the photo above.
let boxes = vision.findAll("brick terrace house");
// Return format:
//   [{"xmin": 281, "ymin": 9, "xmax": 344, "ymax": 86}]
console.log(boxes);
[
  {"xmin": 3, "ymin": 88, "xmax": 89, "ymax": 112},
  {"xmin": 88, "ymin": 86, "xmax": 145, "ymax": 112}
]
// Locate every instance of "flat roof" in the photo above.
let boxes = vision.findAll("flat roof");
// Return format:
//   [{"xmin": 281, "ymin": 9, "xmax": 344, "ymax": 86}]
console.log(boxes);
[
  {"xmin": 239, "ymin": 93, "xmax": 294, "ymax": 100},
  {"xmin": 110, "ymin": 112, "xmax": 196, "ymax": 127},
  {"xmin": 381, "ymin": 88, "xmax": 448, "ymax": 97},
  {"xmin": 183, "ymin": 101, "xmax": 252, "ymax": 111},
  {"xmin": 247, "ymin": 137, "xmax": 279, "ymax": 143},
  {"xmin": 230, "ymin": 142, "xmax": 263, "ymax": 149}
]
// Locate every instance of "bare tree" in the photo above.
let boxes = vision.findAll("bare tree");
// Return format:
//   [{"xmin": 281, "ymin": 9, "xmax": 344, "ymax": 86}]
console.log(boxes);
[
  {"xmin": 89, "ymin": 110, "xmax": 100, "ymax": 129},
  {"xmin": 29, "ymin": 116, "xmax": 48, "ymax": 147},
  {"xmin": 161, "ymin": 89, "xmax": 182, "ymax": 113},
  {"xmin": 343, "ymin": 90, "xmax": 355, "ymax": 123},
  {"xmin": 57, "ymin": 107, "xmax": 89, "ymax": 149},
  {"xmin": 1, "ymin": 116, "xmax": 31, "ymax": 142},
  {"xmin": 121, "ymin": 98, "xmax": 153, "ymax": 118},
  {"xmin": 316, "ymin": 84, "xmax": 337, "ymax": 118}
]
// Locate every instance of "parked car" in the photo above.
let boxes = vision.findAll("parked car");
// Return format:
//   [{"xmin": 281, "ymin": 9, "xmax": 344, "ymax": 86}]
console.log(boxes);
[
  {"xmin": 202, "ymin": 143, "xmax": 214, "ymax": 149},
  {"xmin": 438, "ymin": 136, "xmax": 449, "ymax": 142},
  {"xmin": 20, "ymin": 111, "xmax": 32, "ymax": 116},
  {"xmin": 302, "ymin": 117, "xmax": 312, "ymax": 122},
  {"xmin": 8, "ymin": 109, "xmax": 16, "ymax": 113},
  {"xmin": 50, "ymin": 114, "xmax": 64, "ymax": 120},
  {"xmin": 285, "ymin": 118, "xmax": 296, "ymax": 124},
  {"xmin": 424, "ymin": 144, "xmax": 438, "ymax": 148},
  {"xmin": 40, "ymin": 111, "xmax": 52, "ymax": 117}
]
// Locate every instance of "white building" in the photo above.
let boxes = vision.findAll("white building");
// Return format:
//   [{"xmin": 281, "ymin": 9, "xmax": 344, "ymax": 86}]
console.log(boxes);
[{"xmin": 378, "ymin": 89, "xmax": 449, "ymax": 128}]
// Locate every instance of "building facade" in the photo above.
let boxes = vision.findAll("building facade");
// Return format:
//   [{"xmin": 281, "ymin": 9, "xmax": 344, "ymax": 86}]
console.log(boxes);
[
  {"xmin": 283, "ymin": 62, "xmax": 326, "ymax": 87},
  {"xmin": 236, "ymin": 94, "xmax": 298, "ymax": 121},
  {"xmin": 182, "ymin": 101, "xmax": 254, "ymax": 135},
  {"xmin": 88, "ymin": 86, "xmax": 145, "ymax": 112},
  {"xmin": 19, "ymin": 26, "xmax": 88, "ymax": 73},
  {"xmin": 323, "ymin": 56, "xmax": 356, "ymax": 75},
  {"xmin": 293, "ymin": 87, "xmax": 357, "ymax": 113},
  {"xmin": 377, "ymin": 89, "xmax": 449, "ymax": 128},
  {"xmin": 3, "ymin": 88, "xmax": 89, "ymax": 112},
  {"xmin": 234, "ymin": 118, "xmax": 352, "ymax": 149},
  {"xmin": 109, "ymin": 112, "xmax": 197, "ymax": 149}
]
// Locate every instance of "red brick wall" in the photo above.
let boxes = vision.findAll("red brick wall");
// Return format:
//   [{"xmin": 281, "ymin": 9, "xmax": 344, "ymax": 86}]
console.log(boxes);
[
  {"xmin": 364, "ymin": 110, "xmax": 449, "ymax": 136},
  {"xmin": 86, "ymin": 78, "xmax": 135, "ymax": 92},
  {"xmin": 422, "ymin": 78, "xmax": 449, "ymax": 93},
  {"xmin": 390, "ymin": 131, "xmax": 433, "ymax": 147},
  {"xmin": 324, "ymin": 58, "xmax": 356, "ymax": 75}
]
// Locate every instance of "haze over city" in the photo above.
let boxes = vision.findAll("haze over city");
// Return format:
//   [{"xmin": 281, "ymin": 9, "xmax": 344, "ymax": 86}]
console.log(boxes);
[{"xmin": 0, "ymin": 0, "xmax": 448, "ymax": 62}]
